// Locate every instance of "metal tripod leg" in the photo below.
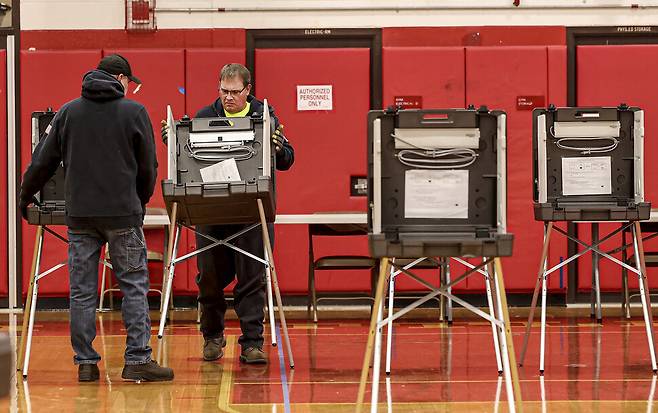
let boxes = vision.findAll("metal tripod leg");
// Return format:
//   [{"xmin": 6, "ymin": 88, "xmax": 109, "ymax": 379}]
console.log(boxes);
[
  {"xmin": 370, "ymin": 292, "xmax": 385, "ymax": 413},
  {"xmin": 632, "ymin": 222, "xmax": 658, "ymax": 373},
  {"xmin": 257, "ymin": 199, "xmax": 294, "ymax": 368},
  {"xmin": 446, "ymin": 258, "xmax": 452, "ymax": 324},
  {"xmin": 539, "ymin": 256, "xmax": 548, "ymax": 375},
  {"xmin": 18, "ymin": 226, "xmax": 43, "ymax": 372},
  {"xmin": 492, "ymin": 258, "xmax": 522, "ymax": 413},
  {"xmin": 592, "ymin": 223, "xmax": 602, "ymax": 323},
  {"xmin": 21, "ymin": 228, "xmax": 45, "ymax": 378},
  {"xmin": 265, "ymin": 245, "xmax": 277, "ymax": 347},
  {"xmin": 385, "ymin": 261, "xmax": 396, "ymax": 375},
  {"xmin": 484, "ymin": 258, "xmax": 503, "ymax": 375},
  {"xmin": 519, "ymin": 221, "xmax": 553, "ymax": 366},
  {"xmin": 357, "ymin": 258, "xmax": 391, "ymax": 413},
  {"xmin": 158, "ymin": 202, "xmax": 180, "ymax": 339}
]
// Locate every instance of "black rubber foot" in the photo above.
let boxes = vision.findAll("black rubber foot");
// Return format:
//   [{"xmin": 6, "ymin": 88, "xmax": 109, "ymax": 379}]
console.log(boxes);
[
  {"xmin": 497, "ymin": 370, "xmax": 503, "ymax": 376},
  {"xmin": 290, "ymin": 365, "xmax": 295, "ymax": 369},
  {"xmin": 653, "ymin": 369, "xmax": 657, "ymax": 375},
  {"xmin": 272, "ymin": 343, "xmax": 277, "ymax": 347},
  {"xmin": 539, "ymin": 370, "xmax": 544, "ymax": 376},
  {"xmin": 597, "ymin": 318, "xmax": 603, "ymax": 324},
  {"xmin": 386, "ymin": 372, "xmax": 391, "ymax": 376},
  {"xmin": 22, "ymin": 375, "xmax": 27, "ymax": 379},
  {"xmin": 447, "ymin": 321, "xmax": 453, "ymax": 326},
  {"xmin": 157, "ymin": 335, "xmax": 163, "ymax": 339}
]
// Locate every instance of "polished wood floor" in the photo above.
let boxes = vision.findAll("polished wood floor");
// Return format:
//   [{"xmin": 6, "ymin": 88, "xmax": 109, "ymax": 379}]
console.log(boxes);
[{"xmin": 1, "ymin": 308, "xmax": 658, "ymax": 412}]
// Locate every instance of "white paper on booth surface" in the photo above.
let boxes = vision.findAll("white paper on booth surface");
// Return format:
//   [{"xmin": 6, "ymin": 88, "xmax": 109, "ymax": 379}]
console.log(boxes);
[
  {"xmin": 404, "ymin": 169, "xmax": 469, "ymax": 219},
  {"xmin": 200, "ymin": 158, "xmax": 242, "ymax": 183},
  {"xmin": 561, "ymin": 156, "xmax": 612, "ymax": 196}
]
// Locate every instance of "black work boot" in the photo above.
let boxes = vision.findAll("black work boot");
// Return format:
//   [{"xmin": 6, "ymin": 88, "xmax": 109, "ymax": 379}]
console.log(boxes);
[
  {"xmin": 240, "ymin": 347, "xmax": 267, "ymax": 364},
  {"xmin": 121, "ymin": 360, "xmax": 174, "ymax": 382},
  {"xmin": 78, "ymin": 364, "xmax": 100, "ymax": 382},
  {"xmin": 203, "ymin": 336, "xmax": 227, "ymax": 361}
]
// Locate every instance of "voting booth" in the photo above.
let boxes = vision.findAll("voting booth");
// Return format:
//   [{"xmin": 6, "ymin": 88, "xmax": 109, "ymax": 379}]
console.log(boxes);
[
  {"xmin": 520, "ymin": 104, "xmax": 657, "ymax": 376},
  {"xmin": 533, "ymin": 104, "xmax": 649, "ymax": 221},
  {"xmin": 357, "ymin": 107, "xmax": 521, "ymax": 413},
  {"xmin": 158, "ymin": 102, "xmax": 294, "ymax": 369},
  {"xmin": 162, "ymin": 113, "xmax": 276, "ymax": 225},
  {"xmin": 26, "ymin": 109, "xmax": 66, "ymax": 225}
]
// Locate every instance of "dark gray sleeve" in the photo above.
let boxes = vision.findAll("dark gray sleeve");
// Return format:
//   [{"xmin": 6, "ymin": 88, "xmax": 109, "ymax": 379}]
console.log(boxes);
[{"xmin": 134, "ymin": 107, "xmax": 158, "ymax": 207}]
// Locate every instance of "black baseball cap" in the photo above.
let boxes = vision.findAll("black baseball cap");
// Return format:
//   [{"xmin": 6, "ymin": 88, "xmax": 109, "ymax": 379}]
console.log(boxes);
[{"xmin": 97, "ymin": 54, "xmax": 142, "ymax": 84}]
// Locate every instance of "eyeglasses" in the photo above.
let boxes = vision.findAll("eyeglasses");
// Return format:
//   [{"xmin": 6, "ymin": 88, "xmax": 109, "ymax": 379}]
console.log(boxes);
[{"xmin": 219, "ymin": 85, "xmax": 248, "ymax": 97}]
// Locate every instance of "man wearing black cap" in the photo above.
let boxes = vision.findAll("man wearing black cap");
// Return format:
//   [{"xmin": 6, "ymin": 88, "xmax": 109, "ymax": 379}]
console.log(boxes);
[{"xmin": 19, "ymin": 54, "xmax": 173, "ymax": 382}]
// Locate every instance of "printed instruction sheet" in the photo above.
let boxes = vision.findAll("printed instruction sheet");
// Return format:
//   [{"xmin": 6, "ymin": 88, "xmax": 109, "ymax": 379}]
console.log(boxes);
[
  {"xmin": 405, "ymin": 170, "xmax": 469, "ymax": 219},
  {"xmin": 561, "ymin": 156, "xmax": 612, "ymax": 196},
  {"xmin": 200, "ymin": 158, "xmax": 242, "ymax": 183}
]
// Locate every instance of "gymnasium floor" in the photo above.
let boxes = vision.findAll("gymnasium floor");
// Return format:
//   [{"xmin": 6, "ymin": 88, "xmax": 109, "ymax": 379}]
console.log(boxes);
[{"xmin": 1, "ymin": 308, "xmax": 658, "ymax": 412}]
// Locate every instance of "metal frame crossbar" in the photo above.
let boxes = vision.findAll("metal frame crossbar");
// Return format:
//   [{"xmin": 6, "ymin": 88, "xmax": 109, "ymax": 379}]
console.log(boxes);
[
  {"xmin": 17, "ymin": 225, "xmax": 114, "ymax": 379},
  {"xmin": 157, "ymin": 200, "xmax": 294, "ymax": 369},
  {"xmin": 356, "ymin": 257, "xmax": 522, "ymax": 413},
  {"xmin": 519, "ymin": 221, "xmax": 657, "ymax": 374}
]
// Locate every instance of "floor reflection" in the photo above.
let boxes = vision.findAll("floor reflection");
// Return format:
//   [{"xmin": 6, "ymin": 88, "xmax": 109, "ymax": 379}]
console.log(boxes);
[{"xmin": 0, "ymin": 311, "xmax": 657, "ymax": 412}]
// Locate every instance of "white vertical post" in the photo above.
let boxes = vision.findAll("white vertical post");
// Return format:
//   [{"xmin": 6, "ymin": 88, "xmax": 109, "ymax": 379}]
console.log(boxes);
[
  {"xmin": 484, "ymin": 259, "xmax": 503, "ymax": 374},
  {"xmin": 7, "ymin": 35, "xmax": 16, "ymax": 309},
  {"xmin": 385, "ymin": 265, "xmax": 395, "ymax": 375},
  {"xmin": 265, "ymin": 245, "xmax": 277, "ymax": 346},
  {"xmin": 370, "ymin": 298, "xmax": 384, "ymax": 413}
]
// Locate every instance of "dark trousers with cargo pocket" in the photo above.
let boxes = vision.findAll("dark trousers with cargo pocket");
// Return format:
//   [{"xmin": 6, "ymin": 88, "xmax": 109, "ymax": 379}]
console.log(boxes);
[{"xmin": 195, "ymin": 223, "xmax": 273, "ymax": 350}]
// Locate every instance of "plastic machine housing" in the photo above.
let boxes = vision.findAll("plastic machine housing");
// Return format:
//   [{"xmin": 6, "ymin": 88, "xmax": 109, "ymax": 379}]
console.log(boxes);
[
  {"xmin": 533, "ymin": 105, "xmax": 650, "ymax": 221},
  {"xmin": 27, "ymin": 109, "xmax": 66, "ymax": 225},
  {"xmin": 162, "ymin": 112, "xmax": 276, "ymax": 226},
  {"xmin": 368, "ymin": 107, "xmax": 513, "ymax": 258}
]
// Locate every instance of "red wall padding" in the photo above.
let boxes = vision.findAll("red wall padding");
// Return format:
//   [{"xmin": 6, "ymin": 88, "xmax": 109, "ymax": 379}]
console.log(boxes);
[
  {"xmin": 20, "ymin": 50, "xmax": 102, "ymax": 295},
  {"xmin": 0, "ymin": 50, "xmax": 6, "ymax": 295},
  {"xmin": 383, "ymin": 27, "xmax": 566, "ymax": 47},
  {"xmin": 465, "ymin": 46, "xmax": 556, "ymax": 291},
  {"xmin": 382, "ymin": 47, "xmax": 465, "ymax": 109},
  {"xmin": 577, "ymin": 44, "xmax": 658, "ymax": 291},
  {"xmin": 255, "ymin": 48, "xmax": 371, "ymax": 293}
]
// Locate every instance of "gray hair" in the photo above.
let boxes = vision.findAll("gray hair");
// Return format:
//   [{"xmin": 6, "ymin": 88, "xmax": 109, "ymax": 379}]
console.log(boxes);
[{"xmin": 220, "ymin": 63, "xmax": 251, "ymax": 87}]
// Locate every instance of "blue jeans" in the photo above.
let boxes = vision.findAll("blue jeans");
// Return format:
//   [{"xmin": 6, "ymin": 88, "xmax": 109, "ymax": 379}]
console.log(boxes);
[{"xmin": 68, "ymin": 226, "xmax": 152, "ymax": 365}]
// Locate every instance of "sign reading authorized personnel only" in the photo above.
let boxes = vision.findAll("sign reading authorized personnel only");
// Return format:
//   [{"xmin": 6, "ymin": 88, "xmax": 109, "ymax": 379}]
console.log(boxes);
[{"xmin": 297, "ymin": 85, "xmax": 333, "ymax": 111}]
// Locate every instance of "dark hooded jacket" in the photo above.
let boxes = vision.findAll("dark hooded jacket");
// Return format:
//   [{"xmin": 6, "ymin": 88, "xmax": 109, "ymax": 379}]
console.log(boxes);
[
  {"xmin": 195, "ymin": 95, "xmax": 294, "ymax": 170},
  {"xmin": 19, "ymin": 69, "xmax": 158, "ymax": 229}
]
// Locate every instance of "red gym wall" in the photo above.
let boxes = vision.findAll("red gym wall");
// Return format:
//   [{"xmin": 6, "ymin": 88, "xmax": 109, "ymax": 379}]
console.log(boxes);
[{"xmin": 13, "ymin": 26, "xmax": 579, "ymax": 299}]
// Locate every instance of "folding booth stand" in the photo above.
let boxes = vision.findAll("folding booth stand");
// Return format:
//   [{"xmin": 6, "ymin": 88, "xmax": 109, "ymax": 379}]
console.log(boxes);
[
  {"xmin": 17, "ymin": 110, "xmax": 116, "ymax": 379},
  {"xmin": 356, "ymin": 107, "xmax": 521, "ymax": 413},
  {"xmin": 159, "ymin": 103, "xmax": 293, "ymax": 368},
  {"xmin": 519, "ymin": 105, "xmax": 656, "ymax": 374}
]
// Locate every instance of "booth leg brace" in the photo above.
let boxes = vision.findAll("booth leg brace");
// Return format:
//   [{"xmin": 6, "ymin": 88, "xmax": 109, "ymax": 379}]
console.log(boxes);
[
  {"xmin": 157, "ymin": 201, "xmax": 294, "ymax": 368},
  {"xmin": 519, "ymin": 221, "xmax": 657, "ymax": 374},
  {"xmin": 356, "ymin": 257, "xmax": 522, "ymax": 413}
]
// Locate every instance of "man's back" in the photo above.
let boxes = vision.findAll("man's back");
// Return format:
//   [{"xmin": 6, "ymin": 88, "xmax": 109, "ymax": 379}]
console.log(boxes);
[{"xmin": 21, "ymin": 69, "xmax": 158, "ymax": 229}]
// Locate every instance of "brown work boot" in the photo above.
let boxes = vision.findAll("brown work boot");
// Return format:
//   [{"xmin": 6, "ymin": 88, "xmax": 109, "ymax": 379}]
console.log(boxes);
[
  {"xmin": 239, "ymin": 347, "xmax": 267, "ymax": 364},
  {"xmin": 121, "ymin": 360, "xmax": 174, "ymax": 382},
  {"xmin": 203, "ymin": 336, "xmax": 226, "ymax": 361}
]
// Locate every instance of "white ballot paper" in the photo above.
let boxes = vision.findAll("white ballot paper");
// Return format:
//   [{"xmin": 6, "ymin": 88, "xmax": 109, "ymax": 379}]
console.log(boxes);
[
  {"xmin": 200, "ymin": 158, "xmax": 242, "ymax": 183},
  {"xmin": 561, "ymin": 156, "xmax": 612, "ymax": 196},
  {"xmin": 405, "ymin": 169, "xmax": 469, "ymax": 219}
]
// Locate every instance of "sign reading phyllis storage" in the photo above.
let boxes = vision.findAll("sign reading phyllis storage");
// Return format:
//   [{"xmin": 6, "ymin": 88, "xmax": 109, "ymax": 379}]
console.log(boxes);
[{"xmin": 297, "ymin": 85, "xmax": 333, "ymax": 111}]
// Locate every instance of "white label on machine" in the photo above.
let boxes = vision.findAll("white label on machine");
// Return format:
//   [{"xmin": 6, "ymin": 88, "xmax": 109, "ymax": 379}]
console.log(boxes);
[
  {"xmin": 297, "ymin": 85, "xmax": 333, "ymax": 111},
  {"xmin": 404, "ymin": 170, "xmax": 469, "ymax": 219},
  {"xmin": 561, "ymin": 156, "xmax": 612, "ymax": 196},
  {"xmin": 200, "ymin": 158, "xmax": 241, "ymax": 183}
]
